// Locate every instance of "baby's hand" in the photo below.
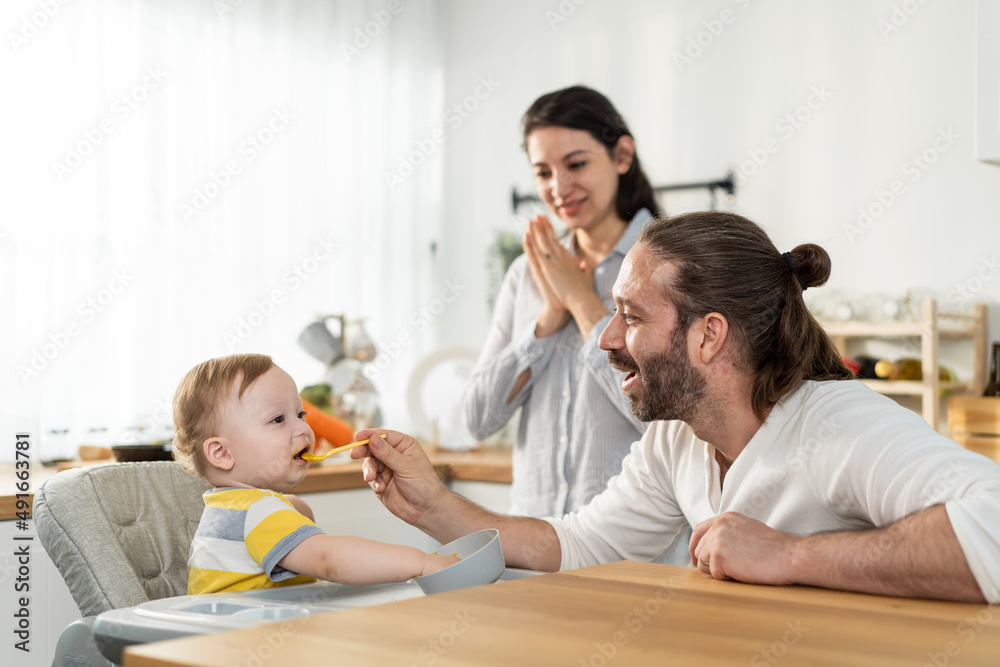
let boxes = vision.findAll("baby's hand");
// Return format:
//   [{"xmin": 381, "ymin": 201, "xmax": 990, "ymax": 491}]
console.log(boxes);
[{"xmin": 421, "ymin": 552, "xmax": 460, "ymax": 577}]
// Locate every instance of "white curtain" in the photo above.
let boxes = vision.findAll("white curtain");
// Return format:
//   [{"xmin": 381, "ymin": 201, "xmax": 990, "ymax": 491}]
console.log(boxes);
[{"xmin": 0, "ymin": 0, "xmax": 443, "ymax": 461}]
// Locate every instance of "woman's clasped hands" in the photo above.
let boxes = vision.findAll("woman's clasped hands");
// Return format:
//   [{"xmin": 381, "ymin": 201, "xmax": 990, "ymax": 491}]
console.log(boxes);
[{"xmin": 522, "ymin": 214, "xmax": 596, "ymax": 338}]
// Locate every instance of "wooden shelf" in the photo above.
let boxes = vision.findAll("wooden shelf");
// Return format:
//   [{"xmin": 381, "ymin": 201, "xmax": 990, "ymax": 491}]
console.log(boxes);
[
  {"xmin": 820, "ymin": 319, "xmax": 981, "ymax": 338},
  {"xmin": 821, "ymin": 299, "xmax": 988, "ymax": 433},
  {"xmin": 858, "ymin": 380, "xmax": 972, "ymax": 396}
]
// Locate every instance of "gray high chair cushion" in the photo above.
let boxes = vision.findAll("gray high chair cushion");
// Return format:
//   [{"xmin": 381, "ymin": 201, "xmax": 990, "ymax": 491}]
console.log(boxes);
[{"xmin": 34, "ymin": 461, "xmax": 211, "ymax": 617}]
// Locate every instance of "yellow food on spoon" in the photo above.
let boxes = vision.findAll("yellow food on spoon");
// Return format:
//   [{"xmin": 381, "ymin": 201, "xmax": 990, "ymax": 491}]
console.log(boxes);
[{"xmin": 300, "ymin": 434, "xmax": 387, "ymax": 461}]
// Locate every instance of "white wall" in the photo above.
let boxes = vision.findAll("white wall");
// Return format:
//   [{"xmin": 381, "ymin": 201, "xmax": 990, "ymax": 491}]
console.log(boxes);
[{"xmin": 431, "ymin": 0, "xmax": 1000, "ymax": 375}]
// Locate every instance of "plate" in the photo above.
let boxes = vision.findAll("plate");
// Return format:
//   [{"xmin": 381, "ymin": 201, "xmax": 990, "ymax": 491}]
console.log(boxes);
[{"xmin": 406, "ymin": 347, "xmax": 480, "ymax": 450}]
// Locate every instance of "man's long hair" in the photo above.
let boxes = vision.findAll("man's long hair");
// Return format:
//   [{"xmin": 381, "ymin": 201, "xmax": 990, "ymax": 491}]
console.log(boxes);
[{"xmin": 638, "ymin": 212, "xmax": 852, "ymax": 419}]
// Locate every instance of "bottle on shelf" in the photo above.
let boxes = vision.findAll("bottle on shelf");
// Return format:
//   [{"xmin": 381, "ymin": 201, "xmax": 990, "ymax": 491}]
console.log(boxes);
[
  {"xmin": 985, "ymin": 343, "xmax": 1000, "ymax": 397},
  {"xmin": 873, "ymin": 358, "xmax": 956, "ymax": 383},
  {"xmin": 853, "ymin": 355, "xmax": 881, "ymax": 380}
]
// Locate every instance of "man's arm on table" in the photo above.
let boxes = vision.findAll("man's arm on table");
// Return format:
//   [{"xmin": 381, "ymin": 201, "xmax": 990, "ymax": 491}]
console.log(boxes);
[
  {"xmin": 690, "ymin": 505, "xmax": 987, "ymax": 602},
  {"xmin": 350, "ymin": 429, "xmax": 562, "ymax": 572}
]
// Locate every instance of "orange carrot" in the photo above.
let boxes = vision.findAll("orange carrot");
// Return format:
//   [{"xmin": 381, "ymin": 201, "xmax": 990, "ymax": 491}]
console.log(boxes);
[{"xmin": 301, "ymin": 398, "xmax": 355, "ymax": 448}]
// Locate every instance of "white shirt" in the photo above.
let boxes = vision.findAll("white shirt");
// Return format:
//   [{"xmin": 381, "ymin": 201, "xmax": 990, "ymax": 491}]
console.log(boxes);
[
  {"xmin": 547, "ymin": 380, "xmax": 1000, "ymax": 602},
  {"xmin": 463, "ymin": 210, "xmax": 653, "ymax": 517}
]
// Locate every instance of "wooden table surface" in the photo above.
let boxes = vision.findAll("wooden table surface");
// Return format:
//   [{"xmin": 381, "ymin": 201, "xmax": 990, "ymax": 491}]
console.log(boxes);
[{"xmin": 123, "ymin": 561, "xmax": 1000, "ymax": 666}]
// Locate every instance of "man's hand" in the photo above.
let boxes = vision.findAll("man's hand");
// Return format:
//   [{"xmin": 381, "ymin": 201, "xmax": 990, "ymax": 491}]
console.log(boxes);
[
  {"xmin": 689, "ymin": 507, "xmax": 986, "ymax": 602},
  {"xmin": 350, "ymin": 429, "xmax": 448, "ymax": 529},
  {"xmin": 690, "ymin": 512, "xmax": 798, "ymax": 585},
  {"xmin": 351, "ymin": 428, "xmax": 562, "ymax": 571}
]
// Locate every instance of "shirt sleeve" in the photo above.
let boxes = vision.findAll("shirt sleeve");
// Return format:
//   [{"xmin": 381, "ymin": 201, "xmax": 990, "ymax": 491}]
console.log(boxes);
[
  {"xmin": 244, "ymin": 494, "xmax": 325, "ymax": 581},
  {"xmin": 804, "ymin": 387, "xmax": 1000, "ymax": 603},
  {"xmin": 578, "ymin": 313, "xmax": 646, "ymax": 435},
  {"xmin": 544, "ymin": 422, "xmax": 688, "ymax": 570},
  {"xmin": 463, "ymin": 256, "xmax": 561, "ymax": 441}
]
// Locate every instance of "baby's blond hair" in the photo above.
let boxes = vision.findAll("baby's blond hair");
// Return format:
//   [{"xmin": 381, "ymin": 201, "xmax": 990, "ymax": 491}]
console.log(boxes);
[{"xmin": 172, "ymin": 353, "xmax": 274, "ymax": 479}]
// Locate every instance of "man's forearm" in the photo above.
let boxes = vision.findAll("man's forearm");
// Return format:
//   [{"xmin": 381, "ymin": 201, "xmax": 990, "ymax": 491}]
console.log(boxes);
[
  {"xmin": 416, "ymin": 491, "xmax": 562, "ymax": 572},
  {"xmin": 790, "ymin": 505, "xmax": 985, "ymax": 602}
]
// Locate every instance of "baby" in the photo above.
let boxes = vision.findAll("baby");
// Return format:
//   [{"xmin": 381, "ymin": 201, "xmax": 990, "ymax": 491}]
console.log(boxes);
[{"xmin": 172, "ymin": 352, "xmax": 458, "ymax": 595}]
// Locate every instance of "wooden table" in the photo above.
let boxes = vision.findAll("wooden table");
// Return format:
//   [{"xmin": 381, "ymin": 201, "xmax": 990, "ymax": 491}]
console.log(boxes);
[{"xmin": 123, "ymin": 561, "xmax": 1000, "ymax": 666}]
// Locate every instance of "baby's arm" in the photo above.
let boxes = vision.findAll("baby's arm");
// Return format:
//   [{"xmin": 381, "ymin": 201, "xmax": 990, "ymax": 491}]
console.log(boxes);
[
  {"xmin": 283, "ymin": 494, "xmax": 314, "ymax": 522},
  {"xmin": 278, "ymin": 535, "xmax": 459, "ymax": 585}
]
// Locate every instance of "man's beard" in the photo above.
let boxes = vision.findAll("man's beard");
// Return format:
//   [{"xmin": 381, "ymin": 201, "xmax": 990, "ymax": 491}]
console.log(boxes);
[{"xmin": 607, "ymin": 327, "xmax": 706, "ymax": 423}]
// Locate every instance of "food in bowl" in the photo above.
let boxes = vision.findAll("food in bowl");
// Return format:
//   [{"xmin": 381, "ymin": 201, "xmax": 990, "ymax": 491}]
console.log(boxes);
[{"xmin": 415, "ymin": 529, "xmax": 504, "ymax": 595}]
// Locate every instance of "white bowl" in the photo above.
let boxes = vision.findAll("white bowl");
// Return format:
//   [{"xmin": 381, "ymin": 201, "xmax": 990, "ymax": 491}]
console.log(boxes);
[{"xmin": 414, "ymin": 529, "xmax": 505, "ymax": 595}]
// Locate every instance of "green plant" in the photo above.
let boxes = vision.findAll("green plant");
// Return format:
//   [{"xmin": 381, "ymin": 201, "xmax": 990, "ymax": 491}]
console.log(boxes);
[{"xmin": 487, "ymin": 230, "xmax": 524, "ymax": 309}]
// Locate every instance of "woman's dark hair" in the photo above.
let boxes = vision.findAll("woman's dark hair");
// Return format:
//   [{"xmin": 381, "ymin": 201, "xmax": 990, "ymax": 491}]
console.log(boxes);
[
  {"xmin": 638, "ymin": 211, "xmax": 852, "ymax": 420},
  {"xmin": 522, "ymin": 85, "xmax": 661, "ymax": 220}
]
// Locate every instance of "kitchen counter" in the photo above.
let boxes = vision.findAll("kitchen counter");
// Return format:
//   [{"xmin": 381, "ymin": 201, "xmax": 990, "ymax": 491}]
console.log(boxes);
[{"xmin": 0, "ymin": 445, "xmax": 512, "ymax": 521}]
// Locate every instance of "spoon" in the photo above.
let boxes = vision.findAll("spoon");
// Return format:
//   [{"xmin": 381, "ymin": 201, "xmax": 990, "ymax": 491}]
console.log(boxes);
[{"xmin": 300, "ymin": 434, "xmax": 387, "ymax": 461}]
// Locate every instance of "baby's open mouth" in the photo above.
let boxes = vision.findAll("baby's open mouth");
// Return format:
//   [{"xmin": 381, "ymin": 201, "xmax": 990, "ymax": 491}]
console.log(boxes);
[{"xmin": 293, "ymin": 446, "xmax": 311, "ymax": 460}]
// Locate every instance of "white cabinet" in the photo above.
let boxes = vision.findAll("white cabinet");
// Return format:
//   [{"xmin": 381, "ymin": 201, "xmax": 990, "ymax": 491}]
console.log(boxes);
[{"xmin": 0, "ymin": 520, "xmax": 81, "ymax": 667}]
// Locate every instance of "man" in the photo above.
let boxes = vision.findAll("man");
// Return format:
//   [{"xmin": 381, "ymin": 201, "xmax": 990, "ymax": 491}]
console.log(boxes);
[{"xmin": 352, "ymin": 211, "xmax": 1000, "ymax": 603}]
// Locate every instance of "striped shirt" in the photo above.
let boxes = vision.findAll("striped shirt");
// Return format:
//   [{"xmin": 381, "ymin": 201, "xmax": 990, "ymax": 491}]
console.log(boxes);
[
  {"xmin": 187, "ymin": 487, "xmax": 322, "ymax": 595},
  {"xmin": 463, "ymin": 209, "xmax": 652, "ymax": 517}
]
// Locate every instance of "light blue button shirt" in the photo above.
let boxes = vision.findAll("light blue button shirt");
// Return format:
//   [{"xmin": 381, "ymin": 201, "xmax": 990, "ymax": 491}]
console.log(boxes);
[{"xmin": 463, "ymin": 209, "xmax": 654, "ymax": 517}]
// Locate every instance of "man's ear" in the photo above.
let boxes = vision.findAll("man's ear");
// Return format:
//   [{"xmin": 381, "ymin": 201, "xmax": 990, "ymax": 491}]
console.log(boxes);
[
  {"xmin": 203, "ymin": 436, "xmax": 235, "ymax": 471},
  {"xmin": 693, "ymin": 312, "xmax": 729, "ymax": 365},
  {"xmin": 613, "ymin": 135, "xmax": 635, "ymax": 175}
]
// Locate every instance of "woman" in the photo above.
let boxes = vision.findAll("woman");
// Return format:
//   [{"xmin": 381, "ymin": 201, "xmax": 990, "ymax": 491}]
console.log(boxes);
[{"xmin": 464, "ymin": 85, "xmax": 661, "ymax": 518}]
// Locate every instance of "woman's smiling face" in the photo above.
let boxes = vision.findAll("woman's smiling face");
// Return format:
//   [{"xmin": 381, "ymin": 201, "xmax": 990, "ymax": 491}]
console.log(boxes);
[{"xmin": 527, "ymin": 126, "xmax": 624, "ymax": 232}]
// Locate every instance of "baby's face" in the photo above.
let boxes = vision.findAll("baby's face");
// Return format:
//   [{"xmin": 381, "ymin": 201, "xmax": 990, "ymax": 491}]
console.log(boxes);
[{"xmin": 216, "ymin": 365, "xmax": 315, "ymax": 491}]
